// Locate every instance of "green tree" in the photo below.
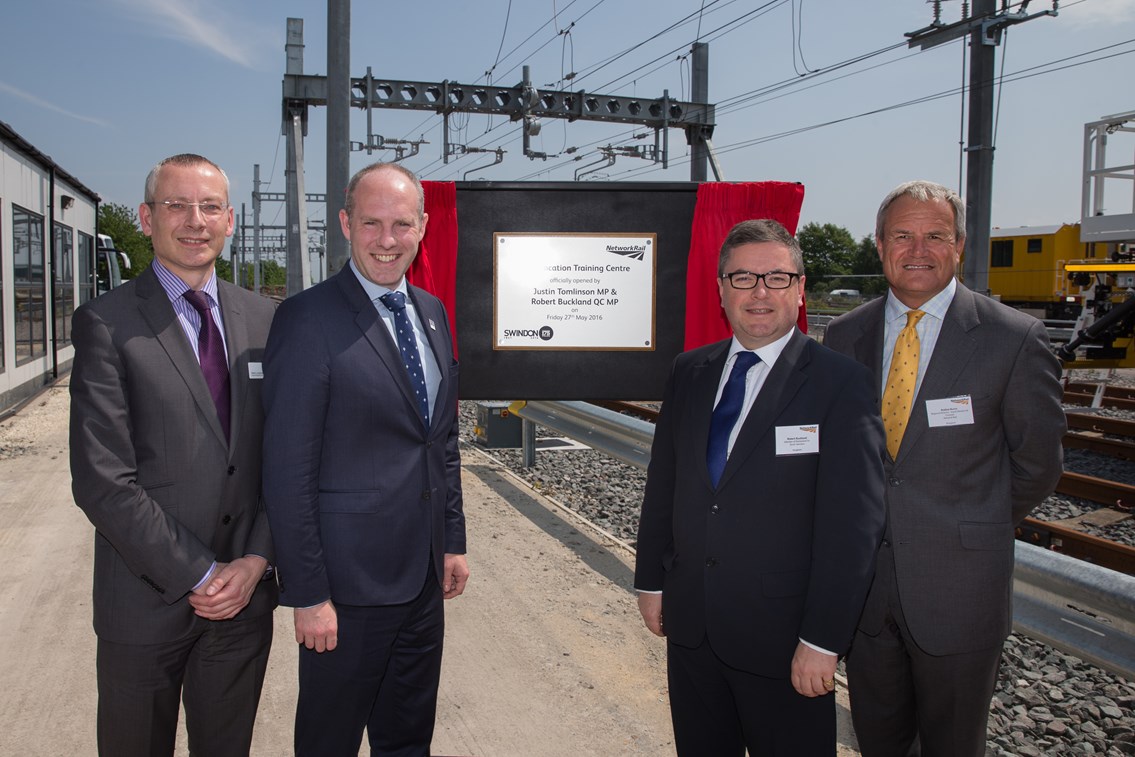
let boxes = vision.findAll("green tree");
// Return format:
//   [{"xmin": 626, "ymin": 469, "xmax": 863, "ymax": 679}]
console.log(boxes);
[
  {"xmin": 97, "ymin": 203, "xmax": 153, "ymax": 278},
  {"xmin": 851, "ymin": 235, "xmax": 888, "ymax": 296},
  {"xmin": 797, "ymin": 222, "xmax": 856, "ymax": 292}
]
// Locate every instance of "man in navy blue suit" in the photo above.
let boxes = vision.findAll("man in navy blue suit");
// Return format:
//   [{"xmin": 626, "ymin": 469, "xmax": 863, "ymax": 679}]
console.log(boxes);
[
  {"xmin": 635, "ymin": 219, "xmax": 886, "ymax": 756},
  {"xmin": 263, "ymin": 162, "xmax": 467, "ymax": 756}
]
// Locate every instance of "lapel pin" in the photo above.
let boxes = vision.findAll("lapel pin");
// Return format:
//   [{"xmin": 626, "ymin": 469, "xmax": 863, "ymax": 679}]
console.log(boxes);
[{"xmin": 429, "ymin": 318, "xmax": 437, "ymax": 331}]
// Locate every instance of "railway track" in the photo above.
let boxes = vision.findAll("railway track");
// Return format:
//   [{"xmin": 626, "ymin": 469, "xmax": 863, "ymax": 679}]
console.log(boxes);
[
  {"xmin": 596, "ymin": 400, "xmax": 1135, "ymax": 576},
  {"xmin": 1063, "ymin": 381, "xmax": 1135, "ymax": 411}
]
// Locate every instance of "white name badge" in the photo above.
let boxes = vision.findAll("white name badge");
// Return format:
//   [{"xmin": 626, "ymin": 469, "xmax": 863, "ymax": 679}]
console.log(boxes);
[
  {"xmin": 775, "ymin": 424, "xmax": 820, "ymax": 456},
  {"xmin": 925, "ymin": 395, "xmax": 974, "ymax": 427},
  {"xmin": 248, "ymin": 362, "xmax": 264, "ymax": 380}
]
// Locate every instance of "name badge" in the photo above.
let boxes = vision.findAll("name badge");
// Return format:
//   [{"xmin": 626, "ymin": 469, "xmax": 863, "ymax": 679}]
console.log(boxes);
[
  {"xmin": 775, "ymin": 424, "xmax": 820, "ymax": 456},
  {"xmin": 248, "ymin": 362, "xmax": 264, "ymax": 380},
  {"xmin": 925, "ymin": 395, "xmax": 974, "ymax": 427}
]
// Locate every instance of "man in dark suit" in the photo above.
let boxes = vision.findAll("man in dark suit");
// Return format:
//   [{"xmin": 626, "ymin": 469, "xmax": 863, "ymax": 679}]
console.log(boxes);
[
  {"xmin": 262, "ymin": 162, "xmax": 468, "ymax": 756},
  {"xmin": 70, "ymin": 154, "xmax": 277, "ymax": 756},
  {"xmin": 635, "ymin": 219, "xmax": 886, "ymax": 756},
  {"xmin": 824, "ymin": 180, "xmax": 1065, "ymax": 756}
]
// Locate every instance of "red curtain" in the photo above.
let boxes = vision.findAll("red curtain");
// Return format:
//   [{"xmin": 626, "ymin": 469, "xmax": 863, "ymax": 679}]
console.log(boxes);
[
  {"xmin": 684, "ymin": 182, "xmax": 807, "ymax": 351},
  {"xmin": 409, "ymin": 181, "xmax": 459, "ymax": 356}
]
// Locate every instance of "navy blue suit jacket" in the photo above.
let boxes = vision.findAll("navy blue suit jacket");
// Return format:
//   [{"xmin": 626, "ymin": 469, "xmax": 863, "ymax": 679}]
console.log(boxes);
[
  {"xmin": 262, "ymin": 268, "xmax": 465, "ymax": 608},
  {"xmin": 635, "ymin": 330, "xmax": 886, "ymax": 677}
]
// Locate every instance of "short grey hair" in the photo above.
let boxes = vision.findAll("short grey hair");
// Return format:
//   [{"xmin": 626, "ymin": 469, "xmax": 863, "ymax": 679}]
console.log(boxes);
[
  {"xmin": 343, "ymin": 162, "xmax": 425, "ymax": 219},
  {"xmin": 144, "ymin": 154, "xmax": 229, "ymax": 203},
  {"xmin": 875, "ymin": 180, "xmax": 965, "ymax": 241},
  {"xmin": 718, "ymin": 219, "xmax": 805, "ymax": 277}
]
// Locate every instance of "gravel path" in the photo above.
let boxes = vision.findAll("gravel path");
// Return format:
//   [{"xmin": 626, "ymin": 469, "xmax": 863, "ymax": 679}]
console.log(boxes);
[{"xmin": 459, "ymin": 370, "xmax": 1135, "ymax": 755}]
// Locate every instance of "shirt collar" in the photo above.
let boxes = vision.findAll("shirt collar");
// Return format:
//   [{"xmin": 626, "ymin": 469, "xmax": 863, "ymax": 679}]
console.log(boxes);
[
  {"xmin": 152, "ymin": 259, "xmax": 219, "ymax": 305},
  {"xmin": 349, "ymin": 258, "xmax": 409, "ymax": 303},
  {"xmin": 726, "ymin": 327, "xmax": 796, "ymax": 369},
  {"xmin": 885, "ymin": 277, "xmax": 956, "ymax": 323}
]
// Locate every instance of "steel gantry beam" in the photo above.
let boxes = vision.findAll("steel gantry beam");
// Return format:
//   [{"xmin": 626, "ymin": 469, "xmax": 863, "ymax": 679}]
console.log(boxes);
[{"xmin": 283, "ymin": 73, "xmax": 715, "ymax": 146}]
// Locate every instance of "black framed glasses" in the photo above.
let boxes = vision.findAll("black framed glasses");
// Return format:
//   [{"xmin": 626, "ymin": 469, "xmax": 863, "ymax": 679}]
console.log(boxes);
[
  {"xmin": 148, "ymin": 201, "xmax": 230, "ymax": 218},
  {"xmin": 720, "ymin": 270, "xmax": 801, "ymax": 290}
]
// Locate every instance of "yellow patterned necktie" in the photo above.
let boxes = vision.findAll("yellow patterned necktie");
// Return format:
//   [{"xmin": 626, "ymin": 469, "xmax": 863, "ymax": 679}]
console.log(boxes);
[{"xmin": 881, "ymin": 309, "xmax": 926, "ymax": 459}]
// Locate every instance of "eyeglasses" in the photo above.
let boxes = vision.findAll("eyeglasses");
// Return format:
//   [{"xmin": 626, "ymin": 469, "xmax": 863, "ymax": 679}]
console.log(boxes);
[
  {"xmin": 720, "ymin": 270, "xmax": 801, "ymax": 290},
  {"xmin": 149, "ymin": 201, "xmax": 230, "ymax": 218}
]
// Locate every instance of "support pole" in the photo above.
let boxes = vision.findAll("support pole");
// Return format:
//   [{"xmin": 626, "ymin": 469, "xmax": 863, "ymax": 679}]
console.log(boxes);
[
  {"xmin": 690, "ymin": 42, "xmax": 709, "ymax": 182},
  {"xmin": 326, "ymin": 0, "xmax": 351, "ymax": 275},
  {"xmin": 963, "ymin": 0, "xmax": 996, "ymax": 295}
]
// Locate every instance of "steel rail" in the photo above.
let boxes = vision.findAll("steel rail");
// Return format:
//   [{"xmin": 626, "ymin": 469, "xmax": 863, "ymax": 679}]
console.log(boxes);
[{"xmin": 507, "ymin": 399, "xmax": 1135, "ymax": 680}]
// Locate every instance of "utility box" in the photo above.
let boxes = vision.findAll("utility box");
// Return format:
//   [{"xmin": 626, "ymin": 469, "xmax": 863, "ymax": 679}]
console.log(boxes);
[{"xmin": 473, "ymin": 402, "xmax": 522, "ymax": 448}]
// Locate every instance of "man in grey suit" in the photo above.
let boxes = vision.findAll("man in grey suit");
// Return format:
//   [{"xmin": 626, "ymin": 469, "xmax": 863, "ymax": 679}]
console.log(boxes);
[
  {"xmin": 70, "ymin": 154, "xmax": 277, "ymax": 756},
  {"xmin": 262, "ymin": 162, "xmax": 467, "ymax": 756},
  {"xmin": 824, "ymin": 180, "xmax": 1065, "ymax": 756}
]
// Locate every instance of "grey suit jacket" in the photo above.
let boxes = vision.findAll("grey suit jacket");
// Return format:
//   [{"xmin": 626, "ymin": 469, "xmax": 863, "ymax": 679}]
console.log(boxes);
[
  {"xmin": 824, "ymin": 283, "xmax": 1065, "ymax": 655},
  {"xmin": 70, "ymin": 265, "xmax": 278, "ymax": 645}
]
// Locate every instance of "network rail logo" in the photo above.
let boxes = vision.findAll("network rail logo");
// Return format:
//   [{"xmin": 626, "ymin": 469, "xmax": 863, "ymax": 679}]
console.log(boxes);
[
  {"xmin": 605, "ymin": 241, "xmax": 649, "ymax": 261},
  {"xmin": 503, "ymin": 326, "xmax": 554, "ymax": 342}
]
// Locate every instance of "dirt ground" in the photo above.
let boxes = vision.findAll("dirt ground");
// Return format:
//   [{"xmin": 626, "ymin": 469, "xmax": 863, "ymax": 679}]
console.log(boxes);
[{"xmin": 0, "ymin": 382, "xmax": 859, "ymax": 756}]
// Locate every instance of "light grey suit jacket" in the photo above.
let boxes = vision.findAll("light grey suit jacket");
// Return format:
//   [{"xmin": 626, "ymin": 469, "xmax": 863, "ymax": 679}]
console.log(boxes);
[
  {"xmin": 824, "ymin": 283, "xmax": 1065, "ymax": 655},
  {"xmin": 70, "ymin": 265, "xmax": 278, "ymax": 644}
]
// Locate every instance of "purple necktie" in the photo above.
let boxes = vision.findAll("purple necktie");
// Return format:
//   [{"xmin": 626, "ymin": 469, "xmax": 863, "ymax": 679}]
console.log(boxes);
[
  {"xmin": 183, "ymin": 289, "xmax": 230, "ymax": 441},
  {"xmin": 707, "ymin": 351, "xmax": 760, "ymax": 488}
]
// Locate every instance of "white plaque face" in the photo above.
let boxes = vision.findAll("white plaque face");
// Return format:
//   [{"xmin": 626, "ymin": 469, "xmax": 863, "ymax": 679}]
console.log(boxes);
[{"xmin": 493, "ymin": 233, "xmax": 656, "ymax": 351}]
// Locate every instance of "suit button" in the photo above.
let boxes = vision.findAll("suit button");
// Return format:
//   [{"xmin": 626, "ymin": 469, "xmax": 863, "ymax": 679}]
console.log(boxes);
[
  {"xmin": 222, "ymin": 515, "xmax": 232, "ymax": 525},
  {"xmin": 426, "ymin": 441, "xmax": 433, "ymax": 449},
  {"xmin": 705, "ymin": 558, "xmax": 717, "ymax": 567},
  {"xmin": 422, "ymin": 490, "xmax": 431, "ymax": 500},
  {"xmin": 710, "ymin": 505, "xmax": 719, "ymax": 514},
  {"xmin": 881, "ymin": 538, "xmax": 891, "ymax": 548},
  {"xmin": 889, "ymin": 477, "xmax": 901, "ymax": 486},
  {"xmin": 227, "ymin": 466, "xmax": 236, "ymax": 475}
]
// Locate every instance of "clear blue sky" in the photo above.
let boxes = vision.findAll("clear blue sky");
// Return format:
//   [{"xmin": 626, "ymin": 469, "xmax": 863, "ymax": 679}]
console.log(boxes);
[{"xmin": 1, "ymin": 0, "xmax": 1131, "ymax": 241}]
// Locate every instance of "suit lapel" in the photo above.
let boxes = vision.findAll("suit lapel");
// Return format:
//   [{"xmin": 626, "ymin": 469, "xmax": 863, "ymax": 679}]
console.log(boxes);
[
  {"xmin": 719, "ymin": 330, "xmax": 810, "ymax": 488},
  {"xmin": 854, "ymin": 299, "xmax": 887, "ymax": 403},
  {"xmin": 896, "ymin": 285, "xmax": 979, "ymax": 461},
  {"xmin": 337, "ymin": 269, "xmax": 426, "ymax": 429},
  {"xmin": 217, "ymin": 281, "xmax": 247, "ymax": 457},
  {"xmin": 409, "ymin": 286, "xmax": 450, "ymax": 434},
  {"xmin": 690, "ymin": 341, "xmax": 730, "ymax": 489},
  {"xmin": 134, "ymin": 268, "xmax": 228, "ymax": 447}
]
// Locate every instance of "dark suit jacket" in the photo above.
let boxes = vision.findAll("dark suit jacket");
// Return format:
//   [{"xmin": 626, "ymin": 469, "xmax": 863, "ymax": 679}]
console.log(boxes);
[
  {"xmin": 261, "ymin": 267, "xmax": 465, "ymax": 609},
  {"xmin": 824, "ymin": 284, "xmax": 1065, "ymax": 655},
  {"xmin": 635, "ymin": 329, "xmax": 886, "ymax": 678},
  {"xmin": 70, "ymin": 265, "xmax": 278, "ymax": 645}
]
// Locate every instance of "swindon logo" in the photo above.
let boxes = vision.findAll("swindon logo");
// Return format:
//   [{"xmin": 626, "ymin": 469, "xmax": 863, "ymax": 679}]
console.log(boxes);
[{"xmin": 503, "ymin": 326, "xmax": 554, "ymax": 341}]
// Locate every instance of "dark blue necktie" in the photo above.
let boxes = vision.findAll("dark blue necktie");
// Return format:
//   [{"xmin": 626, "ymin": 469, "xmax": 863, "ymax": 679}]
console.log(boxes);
[
  {"xmin": 706, "ymin": 351, "xmax": 760, "ymax": 487},
  {"xmin": 380, "ymin": 291, "xmax": 430, "ymax": 429},
  {"xmin": 183, "ymin": 289, "xmax": 230, "ymax": 441}
]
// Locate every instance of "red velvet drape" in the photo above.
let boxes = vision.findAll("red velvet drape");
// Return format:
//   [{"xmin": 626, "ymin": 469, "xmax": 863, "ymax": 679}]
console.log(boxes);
[
  {"xmin": 684, "ymin": 182, "xmax": 807, "ymax": 351},
  {"xmin": 408, "ymin": 181, "xmax": 459, "ymax": 356}
]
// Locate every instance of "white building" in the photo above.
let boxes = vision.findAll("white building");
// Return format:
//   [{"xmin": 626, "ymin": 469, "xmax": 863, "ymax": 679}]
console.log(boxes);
[{"xmin": 1, "ymin": 120, "xmax": 100, "ymax": 413}]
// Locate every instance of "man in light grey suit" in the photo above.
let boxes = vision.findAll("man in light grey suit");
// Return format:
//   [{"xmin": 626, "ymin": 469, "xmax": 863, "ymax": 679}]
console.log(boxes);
[
  {"xmin": 824, "ymin": 180, "xmax": 1065, "ymax": 756},
  {"xmin": 70, "ymin": 154, "xmax": 277, "ymax": 756}
]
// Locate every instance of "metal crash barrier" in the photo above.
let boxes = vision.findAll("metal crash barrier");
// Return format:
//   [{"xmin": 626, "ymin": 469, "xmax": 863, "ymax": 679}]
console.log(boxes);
[{"xmin": 507, "ymin": 400, "xmax": 1135, "ymax": 681}]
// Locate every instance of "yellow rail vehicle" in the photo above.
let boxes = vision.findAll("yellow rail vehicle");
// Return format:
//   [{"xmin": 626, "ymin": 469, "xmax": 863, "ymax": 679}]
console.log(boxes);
[{"xmin": 987, "ymin": 223, "xmax": 1112, "ymax": 320}]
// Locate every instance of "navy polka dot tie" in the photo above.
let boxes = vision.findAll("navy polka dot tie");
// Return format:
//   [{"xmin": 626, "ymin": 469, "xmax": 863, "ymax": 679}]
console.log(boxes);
[{"xmin": 380, "ymin": 291, "xmax": 430, "ymax": 429}]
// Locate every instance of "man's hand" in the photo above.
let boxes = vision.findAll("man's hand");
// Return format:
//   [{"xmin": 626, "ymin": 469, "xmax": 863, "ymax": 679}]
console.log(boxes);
[
  {"xmin": 188, "ymin": 555, "xmax": 267, "ymax": 620},
  {"xmin": 294, "ymin": 600, "xmax": 338, "ymax": 652},
  {"xmin": 638, "ymin": 592, "xmax": 665, "ymax": 637},
  {"xmin": 790, "ymin": 642, "xmax": 838, "ymax": 697},
  {"xmin": 442, "ymin": 553, "xmax": 469, "ymax": 599}
]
